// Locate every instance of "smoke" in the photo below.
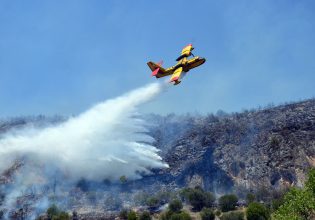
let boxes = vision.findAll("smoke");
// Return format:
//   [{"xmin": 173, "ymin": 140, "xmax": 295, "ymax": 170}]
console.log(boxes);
[{"xmin": 0, "ymin": 82, "xmax": 169, "ymax": 184}]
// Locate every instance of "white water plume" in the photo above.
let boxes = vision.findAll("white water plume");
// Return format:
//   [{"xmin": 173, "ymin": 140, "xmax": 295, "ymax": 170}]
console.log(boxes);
[{"xmin": 0, "ymin": 82, "xmax": 169, "ymax": 182}]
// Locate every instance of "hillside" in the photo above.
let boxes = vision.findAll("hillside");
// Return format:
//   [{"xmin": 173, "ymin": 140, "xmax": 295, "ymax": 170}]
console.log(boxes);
[
  {"xmin": 0, "ymin": 99, "xmax": 315, "ymax": 218},
  {"xmin": 146, "ymin": 99, "xmax": 315, "ymax": 194}
]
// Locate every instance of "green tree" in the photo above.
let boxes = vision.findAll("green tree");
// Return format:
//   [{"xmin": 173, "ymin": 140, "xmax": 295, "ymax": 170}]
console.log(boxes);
[
  {"xmin": 200, "ymin": 208, "xmax": 215, "ymax": 220},
  {"xmin": 246, "ymin": 202, "xmax": 269, "ymax": 220},
  {"xmin": 139, "ymin": 211, "xmax": 151, "ymax": 220},
  {"xmin": 47, "ymin": 204, "xmax": 59, "ymax": 219},
  {"xmin": 215, "ymin": 210, "xmax": 221, "ymax": 217},
  {"xmin": 246, "ymin": 193, "xmax": 256, "ymax": 204},
  {"xmin": 218, "ymin": 194, "xmax": 238, "ymax": 212},
  {"xmin": 220, "ymin": 211, "xmax": 244, "ymax": 220},
  {"xmin": 147, "ymin": 197, "xmax": 160, "ymax": 208},
  {"xmin": 180, "ymin": 188, "xmax": 193, "ymax": 202},
  {"xmin": 271, "ymin": 197, "xmax": 284, "ymax": 212},
  {"xmin": 186, "ymin": 188, "xmax": 215, "ymax": 211},
  {"xmin": 160, "ymin": 210, "xmax": 173, "ymax": 220},
  {"xmin": 51, "ymin": 211, "xmax": 70, "ymax": 220},
  {"xmin": 120, "ymin": 175, "xmax": 127, "ymax": 184},
  {"xmin": 127, "ymin": 210, "xmax": 137, "ymax": 220},
  {"xmin": 272, "ymin": 187, "xmax": 315, "ymax": 220},
  {"xmin": 169, "ymin": 199, "xmax": 183, "ymax": 213},
  {"xmin": 306, "ymin": 168, "xmax": 315, "ymax": 196}
]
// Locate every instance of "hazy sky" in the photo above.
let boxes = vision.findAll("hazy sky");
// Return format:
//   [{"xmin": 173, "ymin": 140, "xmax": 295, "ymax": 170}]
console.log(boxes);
[{"xmin": 0, "ymin": 0, "xmax": 314, "ymax": 117}]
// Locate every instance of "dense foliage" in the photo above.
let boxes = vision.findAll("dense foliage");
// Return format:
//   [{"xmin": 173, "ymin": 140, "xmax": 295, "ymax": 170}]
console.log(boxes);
[
  {"xmin": 127, "ymin": 210, "xmax": 137, "ymax": 220},
  {"xmin": 45, "ymin": 204, "xmax": 70, "ymax": 220},
  {"xmin": 139, "ymin": 211, "xmax": 151, "ymax": 220},
  {"xmin": 272, "ymin": 168, "xmax": 315, "ymax": 219},
  {"xmin": 218, "ymin": 194, "xmax": 238, "ymax": 212},
  {"xmin": 200, "ymin": 208, "xmax": 215, "ymax": 220},
  {"xmin": 180, "ymin": 187, "xmax": 215, "ymax": 211},
  {"xmin": 168, "ymin": 199, "xmax": 183, "ymax": 213},
  {"xmin": 246, "ymin": 202, "xmax": 269, "ymax": 220}
]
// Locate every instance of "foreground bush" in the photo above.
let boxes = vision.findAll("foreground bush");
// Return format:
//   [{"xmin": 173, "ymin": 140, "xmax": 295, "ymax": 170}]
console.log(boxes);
[
  {"xmin": 200, "ymin": 208, "xmax": 215, "ymax": 220},
  {"xmin": 139, "ymin": 211, "xmax": 151, "ymax": 220},
  {"xmin": 146, "ymin": 197, "xmax": 160, "ymax": 208},
  {"xmin": 220, "ymin": 211, "xmax": 244, "ymax": 220},
  {"xmin": 272, "ymin": 187, "xmax": 315, "ymax": 220},
  {"xmin": 46, "ymin": 204, "xmax": 70, "ymax": 220},
  {"xmin": 169, "ymin": 211, "xmax": 191, "ymax": 220},
  {"xmin": 168, "ymin": 199, "xmax": 183, "ymax": 213},
  {"xmin": 218, "ymin": 194, "xmax": 238, "ymax": 212},
  {"xmin": 272, "ymin": 169, "xmax": 315, "ymax": 219},
  {"xmin": 181, "ymin": 187, "xmax": 215, "ymax": 211},
  {"xmin": 160, "ymin": 209, "xmax": 191, "ymax": 220},
  {"xmin": 246, "ymin": 202, "xmax": 269, "ymax": 220},
  {"xmin": 127, "ymin": 210, "xmax": 137, "ymax": 220}
]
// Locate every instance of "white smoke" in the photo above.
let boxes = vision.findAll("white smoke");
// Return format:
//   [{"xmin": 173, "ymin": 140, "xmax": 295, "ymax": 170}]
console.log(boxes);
[{"xmin": 0, "ymin": 82, "xmax": 169, "ymax": 182}]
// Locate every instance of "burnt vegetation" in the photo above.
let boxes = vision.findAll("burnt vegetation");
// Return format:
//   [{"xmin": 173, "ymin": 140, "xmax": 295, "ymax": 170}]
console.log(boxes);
[{"xmin": 0, "ymin": 99, "xmax": 315, "ymax": 219}]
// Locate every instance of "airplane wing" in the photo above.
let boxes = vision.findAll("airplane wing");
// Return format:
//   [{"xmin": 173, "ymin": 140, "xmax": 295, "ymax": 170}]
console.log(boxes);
[
  {"xmin": 170, "ymin": 67, "xmax": 183, "ymax": 84},
  {"xmin": 176, "ymin": 44, "xmax": 194, "ymax": 61}
]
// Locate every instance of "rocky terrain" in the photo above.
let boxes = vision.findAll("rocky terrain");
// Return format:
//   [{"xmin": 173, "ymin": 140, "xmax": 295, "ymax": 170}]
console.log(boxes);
[
  {"xmin": 146, "ymin": 99, "xmax": 315, "ymax": 194},
  {"xmin": 0, "ymin": 99, "xmax": 315, "ymax": 219}
]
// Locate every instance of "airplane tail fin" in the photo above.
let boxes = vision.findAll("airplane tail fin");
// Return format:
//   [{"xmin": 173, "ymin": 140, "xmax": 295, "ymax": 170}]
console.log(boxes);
[{"xmin": 147, "ymin": 61, "xmax": 165, "ymax": 78}]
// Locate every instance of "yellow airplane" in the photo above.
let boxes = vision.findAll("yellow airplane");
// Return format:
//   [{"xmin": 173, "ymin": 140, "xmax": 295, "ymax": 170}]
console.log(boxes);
[{"xmin": 147, "ymin": 44, "xmax": 206, "ymax": 85}]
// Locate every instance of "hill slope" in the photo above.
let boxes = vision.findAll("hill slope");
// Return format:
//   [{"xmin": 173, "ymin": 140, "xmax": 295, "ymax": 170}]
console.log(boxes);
[{"xmin": 147, "ymin": 99, "xmax": 315, "ymax": 193}]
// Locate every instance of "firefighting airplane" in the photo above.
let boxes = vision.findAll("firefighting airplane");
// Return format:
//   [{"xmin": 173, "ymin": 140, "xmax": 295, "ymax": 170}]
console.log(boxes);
[{"xmin": 147, "ymin": 44, "xmax": 206, "ymax": 85}]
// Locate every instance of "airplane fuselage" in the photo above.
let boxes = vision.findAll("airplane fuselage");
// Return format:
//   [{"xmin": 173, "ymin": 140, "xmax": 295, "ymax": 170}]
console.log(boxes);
[{"xmin": 165, "ymin": 56, "xmax": 206, "ymax": 73}]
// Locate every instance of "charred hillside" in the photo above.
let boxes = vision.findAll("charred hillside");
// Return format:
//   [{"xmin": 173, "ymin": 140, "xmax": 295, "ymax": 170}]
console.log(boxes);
[
  {"xmin": 0, "ymin": 99, "xmax": 315, "ymax": 195},
  {"xmin": 147, "ymin": 99, "xmax": 315, "ymax": 193},
  {"xmin": 0, "ymin": 99, "xmax": 314, "ymax": 218}
]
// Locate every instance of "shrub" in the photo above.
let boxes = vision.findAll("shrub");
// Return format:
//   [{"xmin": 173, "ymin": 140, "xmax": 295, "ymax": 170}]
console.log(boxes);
[
  {"xmin": 272, "ymin": 187, "xmax": 315, "ymax": 220},
  {"xmin": 139, "ymin": 211, "xmax": 151, "ymax": 220},
  {"xmin": 160, "ymin": 210, "xmax": 173, "ymax": 220},
  {"xmin": 47, "ymin": 204, "xmax": 59, "ymax": 218},
  {"xmin": 246, "ymin": 202, "xmax": 269, "ymax": 220},
  {"xmin": 215, "ymin": 210, "xmax": 221, "ymax": 216},
  {"xmin": 306, "ymin": 168, "xmax": 315, "ymax": 196},
  {"xmin": 146, "ymin": 197, "xmax": 160, "ymax": 208},
  {"xmin": 55, "ymin": 212, "xmax": 70, "ymax": 220},
  {"xmin": 246, "ymin": 193, "xmax": 255, "ymax": 204},
  {"xmin": 170, "ymin": 211, "xmax": 192, "ymax": 220},
  {"xmin": 220, "ymin": 211, "xmax": 244, "ymax": 220},
  {"xmin": 186, "ymin": 188, "xmax": 215, "ymax": 211},
  {"xmin": 127, "ymin": 210, "xmax": 137, "ymax": 220},
  {"xmin": 180, "ymin": 188, "xmax": 193, "ymax": 202},
  {"xmin": 271, "ymin": 197, "xmax": 284, "ymax": 212},
  {"xmin": 168, "ymin": 199, "xmax": 183, "ymax": 213},
  {"xmin": 134, "ymin": 192, "xmax": 150, "ymax": 206},
  {"xmin": 204, "ymin": 192, "xmax": 216, "ymax": 207},
  {"xmin": 218, "ymin": 194, "xmax": 238, "ymax": 212},
  {"xmin": 200, "ymin": 208, "xmax": 215, "ymax": 220},
  {"xmin": 120, "ymin": 175, "xmax": 127, "ymax": 184},
  {"xmin": 156, "ymin": 190, "xmax": 176, "ymax": 204},
  {"xmin": 46, "ymin": 204, "xmax": 70, "ymax": 220}
]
